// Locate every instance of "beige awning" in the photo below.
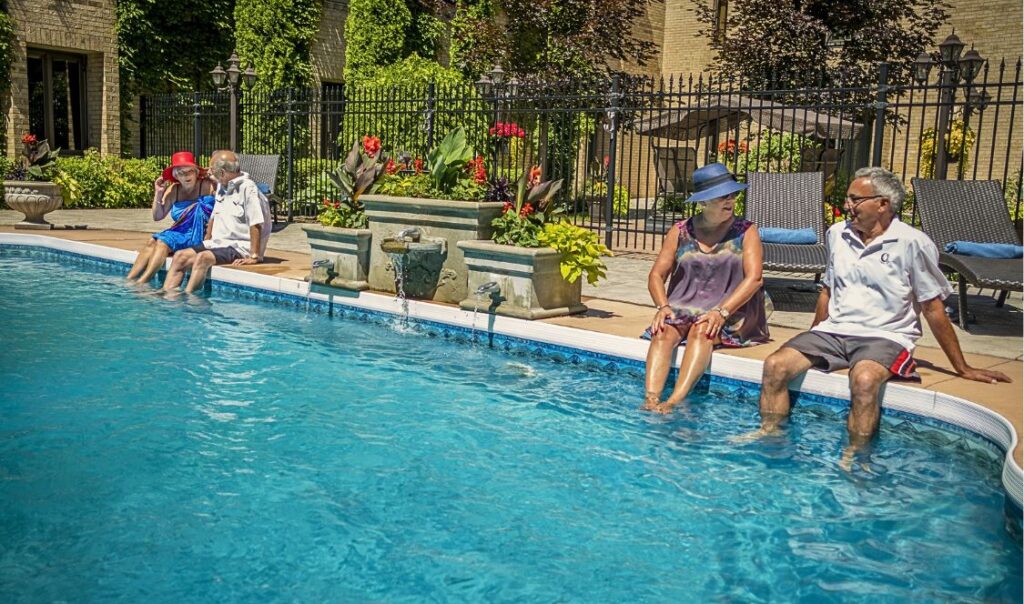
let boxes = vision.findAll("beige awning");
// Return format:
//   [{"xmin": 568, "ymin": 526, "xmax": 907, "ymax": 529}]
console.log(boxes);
[{"xmin": 633, "ymin": 94, "xmax": 863, "ymax": 141}]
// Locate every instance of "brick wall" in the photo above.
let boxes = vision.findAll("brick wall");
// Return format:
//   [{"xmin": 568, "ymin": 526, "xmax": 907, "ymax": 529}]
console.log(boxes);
[
  {"xmin": 5, "ymin": 0, "xmax": 120, "ymax": 157},
  {"xmin": 311, "ymin": 0, "xmax": 348, "ymax": 85}
]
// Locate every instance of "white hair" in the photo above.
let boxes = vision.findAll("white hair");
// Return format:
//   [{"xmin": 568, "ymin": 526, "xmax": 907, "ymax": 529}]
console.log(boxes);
[{"xmin": 853, "ymin": 167, "xmax": 905, "ymax": 215}]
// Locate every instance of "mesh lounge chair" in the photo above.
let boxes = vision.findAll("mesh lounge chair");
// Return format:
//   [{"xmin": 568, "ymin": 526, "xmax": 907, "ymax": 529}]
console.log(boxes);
[
  {"xmin": 744, "ymin": 171, "xmax": 828, "ymax": 279},
  {"xmin": 238, "ymin": 153, "xmax": 283, "ymax": 222},
  {"xmin": 652, "ymin": 145, "xmax": 697, "ymax": 201},
  {"xmin": 911, "ymin": 178, "xmax": 1023, "ymax": 329}
]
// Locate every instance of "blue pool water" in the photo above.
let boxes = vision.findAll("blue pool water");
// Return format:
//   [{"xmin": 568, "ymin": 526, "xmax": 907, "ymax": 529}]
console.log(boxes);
[{"xmin": 0, "ymin": 249, "xmax": 1020, "ymax": 603}]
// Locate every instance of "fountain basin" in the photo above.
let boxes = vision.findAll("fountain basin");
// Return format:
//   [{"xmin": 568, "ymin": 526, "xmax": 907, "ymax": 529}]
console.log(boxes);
[
  {"xmin": 301, "ymin": 225, "xmax": 372, "ymax": 291},
  {"xmin": 457, "ymin": 240, "xmax": 588, "ymax": 320},
  {"xmin": 364, "ymin": 195, "xmax": 504, "ymax": 304}
]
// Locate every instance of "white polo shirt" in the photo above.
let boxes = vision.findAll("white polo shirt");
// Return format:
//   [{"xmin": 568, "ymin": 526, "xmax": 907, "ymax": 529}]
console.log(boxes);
[
  {"xmin": 204, "ymin": 172, "xmax": 272, "ymax": 260},
  {"xmin": 813, "ymin": 219, "xmax": 953, "ymax": 351}
]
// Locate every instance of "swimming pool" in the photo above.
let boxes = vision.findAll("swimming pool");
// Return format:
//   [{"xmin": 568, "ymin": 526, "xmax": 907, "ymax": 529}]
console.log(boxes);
[{"xmin": 0, "ymin": 245, "xmax": 1021, "ymax": 602}]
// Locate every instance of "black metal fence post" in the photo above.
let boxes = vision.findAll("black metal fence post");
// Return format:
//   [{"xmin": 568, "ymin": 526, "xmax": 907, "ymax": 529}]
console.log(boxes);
[
  {"xmin": 871, "ymin": 62, "xmax": 889, "ymax": 167},
  {"xmin": 603, "ymin": 75, "xmax": 620, "ymax": 249},
  {"xmin": 192, "ymin": 91, "xmax": 202, "ymax": 158},
  {"xmin": 286, "ymin": 88, "xmax": 295, "ymax": 219},
  {"xmin": 139, "ymin": 96, "xmax": 147, "ymax": 158},
  {"xmin": 425, "ymin": 81, "xmax": 436, "ymax": 150}
]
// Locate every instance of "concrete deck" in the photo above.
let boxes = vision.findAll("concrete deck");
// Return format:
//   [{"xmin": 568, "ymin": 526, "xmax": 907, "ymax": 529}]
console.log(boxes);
[{"xmin": 2, "ymin": 208, "xmax": 1021, "ymax": 466}]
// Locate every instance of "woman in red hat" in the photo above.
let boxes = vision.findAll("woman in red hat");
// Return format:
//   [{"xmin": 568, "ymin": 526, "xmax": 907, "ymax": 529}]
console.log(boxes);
[{"xmin": 126, "ymin": 151, "xmax": 217, "ymax": 283}]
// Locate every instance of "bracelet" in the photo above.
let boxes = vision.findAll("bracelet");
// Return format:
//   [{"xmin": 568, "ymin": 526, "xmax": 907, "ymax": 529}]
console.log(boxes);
[{"xmin": 656, "ymin": 304, "xmax": 670, "ymax": 311}]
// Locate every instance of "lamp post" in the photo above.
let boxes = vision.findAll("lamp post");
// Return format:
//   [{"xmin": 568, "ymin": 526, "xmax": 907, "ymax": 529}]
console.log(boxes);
[
  {"xmin": 210, "ymin": 52, "xmax": 258, "ymax": 151},
  {"xmin": 913, "ymin": 32, "xmax": 986, "ymax": 179}
]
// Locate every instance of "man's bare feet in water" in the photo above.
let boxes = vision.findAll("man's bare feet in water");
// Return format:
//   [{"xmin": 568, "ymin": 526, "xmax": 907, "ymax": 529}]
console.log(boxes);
[{"xmin": 729, "ymin": 417, "xmax": 785, "ymax": 444}]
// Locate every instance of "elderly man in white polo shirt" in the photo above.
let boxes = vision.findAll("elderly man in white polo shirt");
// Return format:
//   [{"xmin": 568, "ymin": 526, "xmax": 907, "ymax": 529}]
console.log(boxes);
[
  {"xmin": 161, "ymin": 149, "xmax": 272, "ymax": 295},
  {"xmin": 758, "ymin": 167, "xmax": 1010, "ymax": 444}
]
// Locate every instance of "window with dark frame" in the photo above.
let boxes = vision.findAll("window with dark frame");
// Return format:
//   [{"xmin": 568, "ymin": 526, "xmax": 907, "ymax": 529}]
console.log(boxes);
[
  {"xmin": 713, "ymin": 0, "xmax": 729, "ymax": 43},
  {"xmin": 26, "ymin": 49, "xmax": 88, "ymax": 153}
]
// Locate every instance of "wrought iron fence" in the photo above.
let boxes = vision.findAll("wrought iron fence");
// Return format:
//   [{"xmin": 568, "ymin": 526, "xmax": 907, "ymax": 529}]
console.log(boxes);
[{"xmin": 140, "ymin": 59, "xmax": 1023, "ymax": 253}]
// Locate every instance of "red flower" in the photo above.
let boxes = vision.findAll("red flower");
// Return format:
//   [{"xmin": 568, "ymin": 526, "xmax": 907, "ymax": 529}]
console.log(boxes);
[
  {"xmin": 603, "ymin": 155, "xmax": 610, "ymax": 169},
  {"xmin": 413, "ymin": 158, "xmax": 425, "ymax": 175},
  {"xmin": 528, "ymin": 165, "xmax": 542, "ymax": 188},
  {"xmin": 520, "ymin": 203, "xmax": 535, "ymax": 216},
  {"xmin": 362, "ymin": 135, "xmax": 381, "ymax": 158},
  {"xmin": 488, "ymin": 126, "xmax": 496, "ymax": 136},
  {"xmin": 833, "ymin": 206, "xmax": 842, "ymax": 217},
  {"xmin": 21, "ymin": 133, "xmax": 37, "ymax": 145},
  {"xmin": 502, "ymin": 201, "xmax": 514, "ymax": 214},
  {"xmin": 385, "ymin": 158, "xmax": 398, "ymax": 175},
  {"xmin": 467, "ymin": 155, "xmax": 487, "ymax": 185}
]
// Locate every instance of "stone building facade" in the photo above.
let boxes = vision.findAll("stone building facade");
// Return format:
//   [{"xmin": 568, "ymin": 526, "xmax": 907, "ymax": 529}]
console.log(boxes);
[{"xmin": 5, "ymin": 0, "xmax": 120, "ymax": 158}]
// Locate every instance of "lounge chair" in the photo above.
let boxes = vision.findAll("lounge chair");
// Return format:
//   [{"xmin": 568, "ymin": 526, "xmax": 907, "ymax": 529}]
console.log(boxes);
[
  {"xmin": 911, "ymin": 178, "xmax": 1023, "ymax": 329},
  {"xmin": 744, "ymin": 171, "xmax": 828, "ymax": 280},
  {"xmin": 652, "ymin": 145, "xmax": 697, "ymax": 201},
  {"xmin": 238, "ymin": 153, "xmax": 283, "ymax": 222}
]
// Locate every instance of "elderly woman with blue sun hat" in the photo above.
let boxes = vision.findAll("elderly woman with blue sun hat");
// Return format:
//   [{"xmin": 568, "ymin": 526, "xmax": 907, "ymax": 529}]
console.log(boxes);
[{"xmin": 642, "ymin": 162, "xmax": 770, "ymax": 413}]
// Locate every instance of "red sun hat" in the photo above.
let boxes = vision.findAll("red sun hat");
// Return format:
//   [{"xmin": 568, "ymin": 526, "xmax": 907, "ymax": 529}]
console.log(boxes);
[{"xmin": 162, "ymin": 151, "xmax": 203, "ymax": 183}]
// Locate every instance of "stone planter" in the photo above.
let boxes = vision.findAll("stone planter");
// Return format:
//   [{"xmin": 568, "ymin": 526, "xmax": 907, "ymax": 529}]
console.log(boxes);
[
  {"xmin": 457, "ymin": 240, "xmax": 587, "ymax": 320},
  {"xmin": 301, "ymin": 224, "xmax": 372, "ymax": 291},
  {"xmin": 362, "ymin": 194, "xmax": 505, "ymax": 304},
  {"xmin": 4, "ymin": 180, "xmax": 62, "ymax": 229}
]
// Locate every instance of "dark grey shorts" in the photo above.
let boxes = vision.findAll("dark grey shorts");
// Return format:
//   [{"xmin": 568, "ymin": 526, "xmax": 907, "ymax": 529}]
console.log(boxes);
[
  {"xmin": 782, "ymin": 331, "xmax": 919, "ymax": 380},
  {"xmin": 190, "ymin": 244, "xmax": 243, "ymax": 265}
]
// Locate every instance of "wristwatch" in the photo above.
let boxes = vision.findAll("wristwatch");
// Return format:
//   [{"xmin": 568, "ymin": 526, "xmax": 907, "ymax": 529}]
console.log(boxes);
[{"xmin": 712, "ymin": 306, "xmax": 730, "ymax": 319}]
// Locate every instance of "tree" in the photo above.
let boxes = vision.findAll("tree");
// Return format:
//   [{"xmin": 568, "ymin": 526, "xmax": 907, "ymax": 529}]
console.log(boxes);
[
  {"xmin": 234, "ymin": 0, "xmax": 322, "ymax": 90},
  {"xmin": 343, "ymin": 0, "xmax": 413, "ymax": 81},
  {"xmin": 693, "ymin": 0, "xmax": 950, "ymax": 96},
  {"xmin": 117, "ymin": 0, "xmax": 236, "ymax": 95},
  {"xmin": 450, "ymin": 0, "xmax": 662, "ymax": 83}
]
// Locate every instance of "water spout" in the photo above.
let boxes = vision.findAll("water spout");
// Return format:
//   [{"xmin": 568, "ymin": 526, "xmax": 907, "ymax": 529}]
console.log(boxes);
[
  {"xmin": 475, "ymin": 281, "xmax": 500, "ymax": 296},
  {"xmin": 397, "ymin": 227, "xmax": 421, "ymax": 241}
]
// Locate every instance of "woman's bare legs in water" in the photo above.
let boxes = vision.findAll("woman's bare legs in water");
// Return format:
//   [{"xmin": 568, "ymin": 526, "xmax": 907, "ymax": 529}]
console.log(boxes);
[
  {"xmin": 126, "ymin": 239, "xmax": 157, "ymax": 281},
  {"xmin": 643, "ymin": 322, "xmax": 721, "ymax": 413},
  {"xmin": 643, "ymin": 325, "xmax": 683, "ymax": 409},
  {"xmin": 134, "ymin": 240, "xmax": 173, "ymax": 284}
]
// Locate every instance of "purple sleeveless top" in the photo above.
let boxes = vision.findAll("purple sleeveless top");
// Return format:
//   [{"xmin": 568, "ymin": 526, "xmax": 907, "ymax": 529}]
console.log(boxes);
[{"xmin": 662, "ymin": 217, "xmax": 769, "ymax": 347}]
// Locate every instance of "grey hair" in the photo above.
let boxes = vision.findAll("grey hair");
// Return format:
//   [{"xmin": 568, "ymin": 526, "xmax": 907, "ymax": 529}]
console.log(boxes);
[
  {"xmin": 853, "ymin": 166, "xmax": 904, "ymax": 215},
  {"xmin": 211, "ymin": 154, "xmax": 240, "ymax": 174}
]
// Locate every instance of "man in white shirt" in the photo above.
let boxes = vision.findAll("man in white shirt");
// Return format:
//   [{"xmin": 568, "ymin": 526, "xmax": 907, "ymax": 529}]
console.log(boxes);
[
  {"xmin": 758, "ymin": 167, "xmax": 1010, "ymax": 443},
  {"xmin": 161, "ymin": 150, "xmax": 272, "ymax": 294}
]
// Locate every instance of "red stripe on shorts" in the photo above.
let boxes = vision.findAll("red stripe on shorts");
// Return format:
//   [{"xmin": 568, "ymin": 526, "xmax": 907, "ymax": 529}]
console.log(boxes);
[{"xmin": 890, "ymin": 349, "xmax": 917, "ymax": 378}]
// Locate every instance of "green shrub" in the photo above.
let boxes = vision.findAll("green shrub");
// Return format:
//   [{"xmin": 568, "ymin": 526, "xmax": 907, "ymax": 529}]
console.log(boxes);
[
  {"xmin": 537, "ymin": 221, "xmax": 612, "ymax": 285},
  {"xmin": 1005, "ymin": 176, "xmax": 1022, "ymax": 221},
  {"xmin": 55, "ymin": 150, "xmax": 161, "ymax": 208},
  {"xmin": 343, "ymin": 0, "xmax": 411, "ymax": 81},
  {"xmin": 585, "ymin": 180, "xmax": 631, "ymax": 217}
]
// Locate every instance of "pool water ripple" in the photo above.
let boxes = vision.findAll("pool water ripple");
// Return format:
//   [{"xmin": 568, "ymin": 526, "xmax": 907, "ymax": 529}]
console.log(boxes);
[{"xmin": 0, "ymin": 253, "xmax": 1021, "ymax": 603}]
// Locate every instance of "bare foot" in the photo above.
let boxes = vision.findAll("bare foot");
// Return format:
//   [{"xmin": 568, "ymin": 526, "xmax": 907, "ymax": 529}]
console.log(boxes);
[{"xmin": 641, "ymin": 393, "xmax": 662, "ymax": 412}]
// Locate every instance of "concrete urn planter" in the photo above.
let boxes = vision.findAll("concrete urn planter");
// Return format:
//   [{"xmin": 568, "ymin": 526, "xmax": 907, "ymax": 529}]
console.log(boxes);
[
  {"xmin": 302, "ymin": 224, "xmax": 373, "ymax": 291},
  {"xmin": 362, "ymin": 194, "xmax": 505, "ymax": 304},
  {"xmin": 457, "ymin": 240, "xmax": 588, "ymax": 320},
  {"xmin": 4, "ymin": 180, "xmax": 63, "ymax": 229}
]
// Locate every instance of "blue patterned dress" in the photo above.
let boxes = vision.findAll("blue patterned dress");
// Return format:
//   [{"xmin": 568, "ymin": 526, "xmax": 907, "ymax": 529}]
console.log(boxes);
[
  {"xmin": 654, "ymin": 217, "xmax": 770, "ymax": 347},
  {"xmin": 152, "ymin": 194, "xmax": 216, "ymax": 252}
]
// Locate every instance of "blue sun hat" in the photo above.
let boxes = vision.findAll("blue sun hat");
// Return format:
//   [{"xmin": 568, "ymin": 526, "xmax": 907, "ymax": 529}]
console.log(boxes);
[{"xmin": 686, "ymin": 162, "xmax": 747, "ymax": 203}]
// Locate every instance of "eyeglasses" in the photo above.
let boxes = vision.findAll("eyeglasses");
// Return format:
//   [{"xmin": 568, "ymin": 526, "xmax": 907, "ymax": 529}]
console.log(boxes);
[{"xmin": 844, "ymin": 194, "xmax": 886, "ymax": 209}]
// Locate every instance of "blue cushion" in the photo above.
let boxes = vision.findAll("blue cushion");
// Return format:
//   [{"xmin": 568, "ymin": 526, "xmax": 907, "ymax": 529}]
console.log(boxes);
[
  {"xmin": 944, "ymin": 241, "xmax": 1023, "ymax": 259},
  {"xmin": 759, "ymin": 227, "xmax": 817, "ymax": 245},
  {"xmin": 255, "ymin": 182, "xmax": 272, "ymax": 195}
]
